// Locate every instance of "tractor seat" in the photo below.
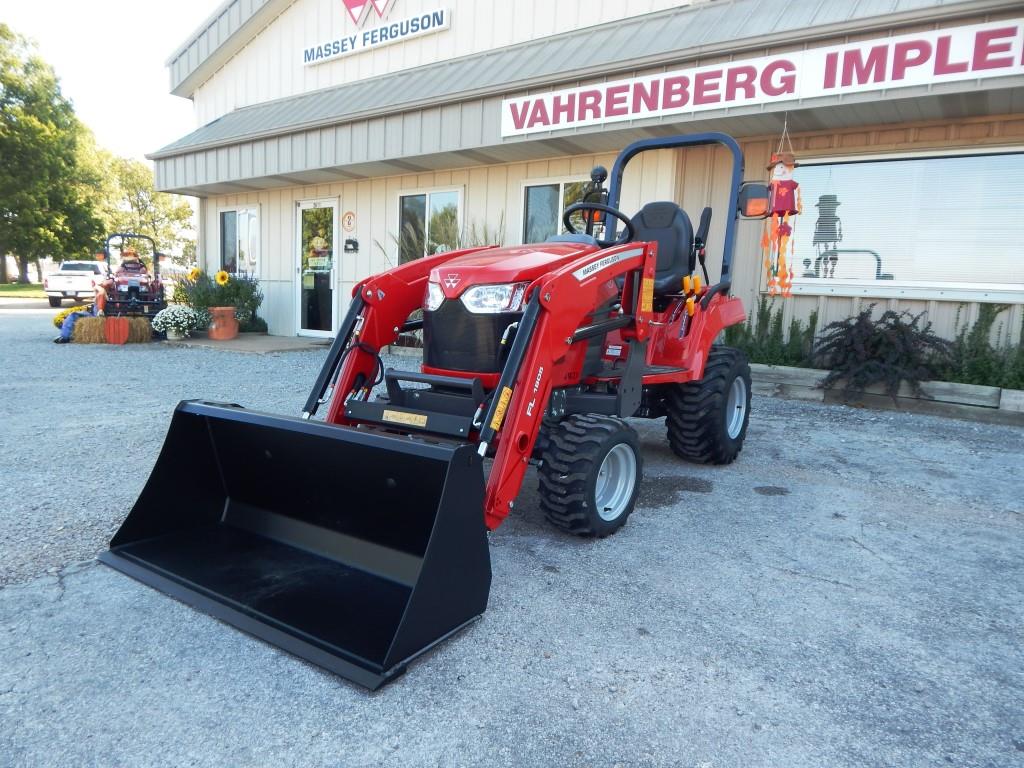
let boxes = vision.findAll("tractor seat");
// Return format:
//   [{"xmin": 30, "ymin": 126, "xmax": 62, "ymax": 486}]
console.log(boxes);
[{"xmin": 630, "ymin": 202, "xmax": 695, "ymax": 295}]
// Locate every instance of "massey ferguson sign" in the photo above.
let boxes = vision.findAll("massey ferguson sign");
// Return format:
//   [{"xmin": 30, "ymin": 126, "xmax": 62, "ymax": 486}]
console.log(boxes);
[
  {"xmin": 501, "ymin": 19, "xmax": 1024, "ymax": 137},
  {"xmin": 304, "ymin": 1, "xmax": 450, "ymax": 66}
]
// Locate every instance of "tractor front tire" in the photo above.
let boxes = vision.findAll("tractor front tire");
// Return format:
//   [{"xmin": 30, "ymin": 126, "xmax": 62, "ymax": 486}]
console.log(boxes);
[
  {"xmin": 538, "ymin": 414, "xmax": 642, "ymax": 537},
  {"xmin": 665, "ymin": 346, "xmax": 751, "ymax": 464}
]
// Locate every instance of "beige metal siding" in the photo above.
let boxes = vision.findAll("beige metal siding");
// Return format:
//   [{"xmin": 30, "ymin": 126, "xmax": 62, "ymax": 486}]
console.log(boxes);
[
  {"xmin": 189, "ymin": 0, "xmax": 699, "ymax": 125},
  {"xmin": 202, "ymin": 114, "xmax": 1024, "ymax": 340}
]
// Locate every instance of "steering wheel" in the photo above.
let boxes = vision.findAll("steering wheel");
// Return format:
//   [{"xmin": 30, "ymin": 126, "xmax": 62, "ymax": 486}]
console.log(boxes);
[{"xmin": 562, "ymin": 202, "xmax": 635, "ymax": 248}]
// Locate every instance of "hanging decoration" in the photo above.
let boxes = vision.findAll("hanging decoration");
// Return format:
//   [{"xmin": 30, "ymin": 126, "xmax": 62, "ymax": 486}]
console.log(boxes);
[{"xmin": 762, "ymin": 119, "xmax": 802, "ymax": 297}]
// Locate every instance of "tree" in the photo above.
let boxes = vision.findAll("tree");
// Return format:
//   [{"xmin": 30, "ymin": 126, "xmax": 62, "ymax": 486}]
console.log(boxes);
[
  {"xmin": 0, "ymin": 24, "xmax": 103, "ymax": 282},
  {"xmin": 104, "ymin": 157, "xmax": 194, "ymax": 264}
]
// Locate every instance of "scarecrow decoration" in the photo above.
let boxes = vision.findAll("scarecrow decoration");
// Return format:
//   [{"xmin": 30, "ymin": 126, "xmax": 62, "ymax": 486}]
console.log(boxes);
[{"xmin": 761, "ymin": 125, "xmax": 802, "ymax": 297}]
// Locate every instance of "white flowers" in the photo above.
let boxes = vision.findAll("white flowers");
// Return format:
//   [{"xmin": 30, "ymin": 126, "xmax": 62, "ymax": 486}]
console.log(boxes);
[{"xmin": 152, "ymin": 305, "xmax": 202, "ymax": 337}]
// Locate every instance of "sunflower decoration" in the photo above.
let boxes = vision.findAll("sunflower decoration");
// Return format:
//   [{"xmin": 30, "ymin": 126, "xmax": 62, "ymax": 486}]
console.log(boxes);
[
  {"xmin": 187, "ymin": 267, "xmax": 202, "ymax": 282},
  {"xmin": 215, "ymin": 270, "xmax": 230, "ymax": 286}
]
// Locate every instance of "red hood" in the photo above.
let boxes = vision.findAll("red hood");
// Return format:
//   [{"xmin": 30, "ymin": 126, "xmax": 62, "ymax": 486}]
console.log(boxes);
[{"xmin": 430, "ymin": 243, "xmax": 599, "ymax": 299}]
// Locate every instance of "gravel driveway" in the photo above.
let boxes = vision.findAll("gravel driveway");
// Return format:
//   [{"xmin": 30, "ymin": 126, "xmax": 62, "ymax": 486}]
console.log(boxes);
[{"xmin": 1, "ymin": 310, "xmax": 1022, "ymax": 767}]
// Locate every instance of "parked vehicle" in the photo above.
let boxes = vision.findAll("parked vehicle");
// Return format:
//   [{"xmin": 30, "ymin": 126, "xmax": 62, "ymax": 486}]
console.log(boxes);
[
  {"xmin": 43, "ymin": 261, "xmax": 105, "ymax": 307},
  {"xmin": 100, "ymin": 132, "xmax": 772, "ymax": 689},
  {"xmin": 99, "ymin": 233, "xmax": 167, "ymax": 316}
]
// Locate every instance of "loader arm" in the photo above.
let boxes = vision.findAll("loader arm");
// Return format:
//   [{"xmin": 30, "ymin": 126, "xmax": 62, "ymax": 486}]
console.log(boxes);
[
  {"xmin": 318, "ymin": 247, "xmax": 495, "ymax": 423},
  {"xmin": 479, "ymin": 241, "xmax": 658, "ymax": 529}
]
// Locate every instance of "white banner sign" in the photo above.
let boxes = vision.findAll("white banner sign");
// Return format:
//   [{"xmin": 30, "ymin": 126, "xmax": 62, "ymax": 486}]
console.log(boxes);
[
  {"xmin": 303, "ymin": 7, "xmax": 449, "ymax": 66},
  {"xmin": 501, "ymin": 19, "xmax": 1024, "ymax": 136}
]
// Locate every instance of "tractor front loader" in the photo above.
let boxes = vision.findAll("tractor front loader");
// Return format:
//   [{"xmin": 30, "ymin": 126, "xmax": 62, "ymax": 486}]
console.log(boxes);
[{"xmin": 100, "ymin": 133, "xmax": 771, "ymax": 689}]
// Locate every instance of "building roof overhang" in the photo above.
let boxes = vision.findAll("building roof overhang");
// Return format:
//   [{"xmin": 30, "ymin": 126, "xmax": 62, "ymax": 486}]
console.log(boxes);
[{"xmin": 152, "ymin": 0, "xmax": 1024, "ymax": 195}]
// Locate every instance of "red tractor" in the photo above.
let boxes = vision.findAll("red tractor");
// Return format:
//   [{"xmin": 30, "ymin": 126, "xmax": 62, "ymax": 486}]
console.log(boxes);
[
  {"xmin": 101, "ymin": 133, "xmax": 772, "ymax": 689},
  {"xmin": 100, "ymin": 233, "xmax": 167, "ymax": 316}
]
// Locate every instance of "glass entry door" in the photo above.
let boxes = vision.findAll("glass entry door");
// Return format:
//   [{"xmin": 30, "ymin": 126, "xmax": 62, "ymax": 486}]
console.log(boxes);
[{"xmin": 296, "ymin": 199, "xmax": 337, "ymax": 336}]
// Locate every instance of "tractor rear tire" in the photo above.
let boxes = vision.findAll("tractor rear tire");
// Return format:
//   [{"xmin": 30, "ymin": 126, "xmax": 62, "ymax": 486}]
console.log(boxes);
[
  {"xmin": 538, "ymin": 414, "xmax": 642, "ymax": 537},
  {"xmin": 665, "ymin": 346, "xmax": 751, "ymax": 464}
]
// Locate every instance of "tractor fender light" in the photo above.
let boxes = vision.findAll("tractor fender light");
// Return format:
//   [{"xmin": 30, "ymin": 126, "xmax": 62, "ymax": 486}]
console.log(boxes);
[{"xmin": 460, "ymin": 283, "xmax": 528, "ymax": 314}]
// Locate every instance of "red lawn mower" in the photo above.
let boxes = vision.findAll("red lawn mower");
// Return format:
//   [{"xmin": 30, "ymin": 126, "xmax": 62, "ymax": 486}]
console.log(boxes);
[{"xmin": 100, "ymin": 132, "xmax": 772, "ymax": 689}]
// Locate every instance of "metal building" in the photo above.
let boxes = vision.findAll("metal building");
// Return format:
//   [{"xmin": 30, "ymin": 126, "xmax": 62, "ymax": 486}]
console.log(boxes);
[{"xmin": 152, "ymin": 0, "xmax": 1024, "ymax": 339}]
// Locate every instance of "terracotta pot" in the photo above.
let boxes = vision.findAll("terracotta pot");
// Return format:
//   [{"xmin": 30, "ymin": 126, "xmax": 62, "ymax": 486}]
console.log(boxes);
[{"xmin": 208, "ymin": 306, "xmax": 239, "ymax": 341}]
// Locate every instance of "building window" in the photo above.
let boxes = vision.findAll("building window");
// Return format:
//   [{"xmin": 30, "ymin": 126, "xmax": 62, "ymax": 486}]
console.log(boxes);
[
  {"xmin": 398, "ymin": 190, "xmax": 460, "ymax": 263},
  {"xmin": 523, "ymin": 180, "xmax": 588, "ymax": 243},
  {"xmin": 793, "ymin": 153, "xmax": 1024, "ymax": 291},
  {"xmin": 219, "ymin": 207, "xmax": 259, "ymax": 274}
]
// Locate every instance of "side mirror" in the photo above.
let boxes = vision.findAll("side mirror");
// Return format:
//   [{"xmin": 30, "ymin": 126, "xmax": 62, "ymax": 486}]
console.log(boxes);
[{"xmin": 737, "ymin": 182, "xmax": 771, "ymax": 219}]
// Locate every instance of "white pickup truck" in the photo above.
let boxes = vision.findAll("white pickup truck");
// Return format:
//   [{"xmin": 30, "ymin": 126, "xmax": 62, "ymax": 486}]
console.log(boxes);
[{"xmin": 43, "ymin": 261, "xmax": 107, "ymax": 307}]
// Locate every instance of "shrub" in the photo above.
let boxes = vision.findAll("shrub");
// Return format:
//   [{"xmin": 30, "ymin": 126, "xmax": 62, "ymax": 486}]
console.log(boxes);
[
  {"xmin": 812, "ymin": 305, "xmax": 953, "ymax": 399},
  {"xmin": 937, "ymin": 304, "xmax": 1024, "ymax": 390},
  {"xmin": 152, "ymin": 305, "xmax": 202, "ymax": 336},
  {"xmin": 52, "ymin": 304, "xmax": 90, "ymax": 328},
  {"xmin": 240, "ymin": 314, "xmax": 268, "ymax": 333},
  {"xmin": 173, "ymin": 270, "xmax": 265, "ymax": 328},
  {"xmin": 723, "ymin": 296, "xmax": 817, "ymax": 367}
]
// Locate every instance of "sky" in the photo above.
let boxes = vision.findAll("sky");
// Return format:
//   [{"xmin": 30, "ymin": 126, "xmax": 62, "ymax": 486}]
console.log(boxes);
[{"xmin": 1, "ymin": 0, "xmax": 219, "ymax": 161}]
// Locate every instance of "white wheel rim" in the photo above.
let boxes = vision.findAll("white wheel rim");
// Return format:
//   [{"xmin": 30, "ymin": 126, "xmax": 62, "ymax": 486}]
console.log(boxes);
[
  {"xmin": 725, "ymin": 376, "xmax": 747, "ymax": 440},
  {"xmin": 594, "ymin": 443, "xmax": 637, "ymax": 522}
]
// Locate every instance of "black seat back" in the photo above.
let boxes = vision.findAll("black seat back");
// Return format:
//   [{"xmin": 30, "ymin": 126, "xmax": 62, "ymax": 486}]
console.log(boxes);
[{"xmin": 631, "ymin": 202, "xmax": 694, "ymax": 295}]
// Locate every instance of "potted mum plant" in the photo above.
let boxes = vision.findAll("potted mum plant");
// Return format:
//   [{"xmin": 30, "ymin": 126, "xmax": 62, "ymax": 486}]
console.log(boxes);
[
  {"xmin": 172, "ymin": 268, "xmax": 265, "ymax": 339},
  {"xmin": 152, "ymin": 305, "xmax": 201, "ymax": 340}
]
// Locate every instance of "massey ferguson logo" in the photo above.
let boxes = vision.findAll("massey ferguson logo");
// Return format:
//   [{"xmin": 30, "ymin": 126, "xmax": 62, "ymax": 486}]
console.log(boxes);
[
  {"xmin": 304, "ymin": 1, "xmax": 449, "ymax": 66},
  {"xmin": 443, "ymin": 274, "xmax": 461, "ymax": 289},
  {"xmin": 342, "ymin": 0, "xmax": 394, "ymax": 26}
]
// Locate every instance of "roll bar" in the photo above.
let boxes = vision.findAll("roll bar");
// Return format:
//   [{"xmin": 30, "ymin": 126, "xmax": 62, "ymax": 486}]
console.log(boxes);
[
  {"xmin": 104, "ymin": 233, "xmax": 161, "ymax": 278},
  {"xmin": 605, "ymin": 132, "xmax": 745, "ymax": 281}
]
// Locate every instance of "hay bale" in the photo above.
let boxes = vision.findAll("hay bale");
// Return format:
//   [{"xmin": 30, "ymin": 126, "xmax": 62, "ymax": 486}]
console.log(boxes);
[
  {"xmin": 71, "ymin": 316, "xmax": 153, "ymax": 344},
  {"xmin": 127, "ymin": 317, "xmax": 152, "ymax": 343},
  {"xmin": 72, "ymin": 317, "xmax": 106, "ymax": 343}
]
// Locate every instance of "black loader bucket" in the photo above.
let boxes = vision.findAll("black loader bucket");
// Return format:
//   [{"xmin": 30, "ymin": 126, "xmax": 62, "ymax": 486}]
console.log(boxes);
[{"xmin": 99, "ymin": 401, "xmax": 491, "ymax": 689}]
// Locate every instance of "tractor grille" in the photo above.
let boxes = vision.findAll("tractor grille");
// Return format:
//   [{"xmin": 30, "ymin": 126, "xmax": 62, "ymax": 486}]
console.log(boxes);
[{"xmin": 423, "ymin": 300, "xmax": 520, "ymax": 373}]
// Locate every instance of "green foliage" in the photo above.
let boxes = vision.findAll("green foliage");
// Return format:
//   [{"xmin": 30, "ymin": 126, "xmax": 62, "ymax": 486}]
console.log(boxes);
[
  {"xmin": 240, "ymin": 314, "xmax": 268, "ymax": 334},
  {"xmin": 0, "ymin": 24, "xmax": 104, "ymax": 281},
  {"xmin": 151, "ymin": 305, "xmax": 201, "ymax": 336},
  {"xmin": 937, "ymin": 304, "xmax": 1024, "ymax": 390},
  {"xmin": 0, "ymin": 24, "xmax": 194, "ymax": 282},
  {"xmin": 723, "ymin": 296, "xmax": 817, "ymax": 366},
  {"xmin": 813, "ymin": 305, "xmax": 953, "ymax": 399},
  {"xmin": 173, "ymin": 271, "xmax": 264, "ymax": 330},
  {"xmin": 728, "ymin": 296, "xmax": 1024, "ymax": 393},
  {"xmin": 0, "ymin": 283, "xmax": 44, "ymax": 297},
  {"xmin": 103, "ymin": 157, "xmax": 194, "ymax": 263}
]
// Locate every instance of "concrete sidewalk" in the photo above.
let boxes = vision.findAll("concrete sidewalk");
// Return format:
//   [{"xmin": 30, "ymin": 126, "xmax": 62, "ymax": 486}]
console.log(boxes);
[{"xmin": 164, "ymin": 333, "xmax": 331, "ymax": 354}]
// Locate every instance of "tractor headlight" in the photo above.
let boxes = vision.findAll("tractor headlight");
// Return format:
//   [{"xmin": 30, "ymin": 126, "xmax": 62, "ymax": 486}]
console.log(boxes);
[
  {"xmin": 424, "ymin": 281, "xmax": 445, "ymax": 311},
  {"xmin": 460, "ymin": 283, "xmax": 528, "ymax": 314}
]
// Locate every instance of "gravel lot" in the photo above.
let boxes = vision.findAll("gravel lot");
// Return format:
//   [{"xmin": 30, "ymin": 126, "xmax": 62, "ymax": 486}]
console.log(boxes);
[{"xmin": 1, "ymin": 306, "xmax": 1022, "ymax": 767}]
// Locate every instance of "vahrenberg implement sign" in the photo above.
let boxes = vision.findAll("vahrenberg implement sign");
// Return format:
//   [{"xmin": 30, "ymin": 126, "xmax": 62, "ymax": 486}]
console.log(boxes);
[
  {"xmin": 501, "ymin": 19, "xmax": 1024, "ymax": 137},
  {"xmin": 303, "ymin": 7, "xmax": 449, "ymax": 66}
]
